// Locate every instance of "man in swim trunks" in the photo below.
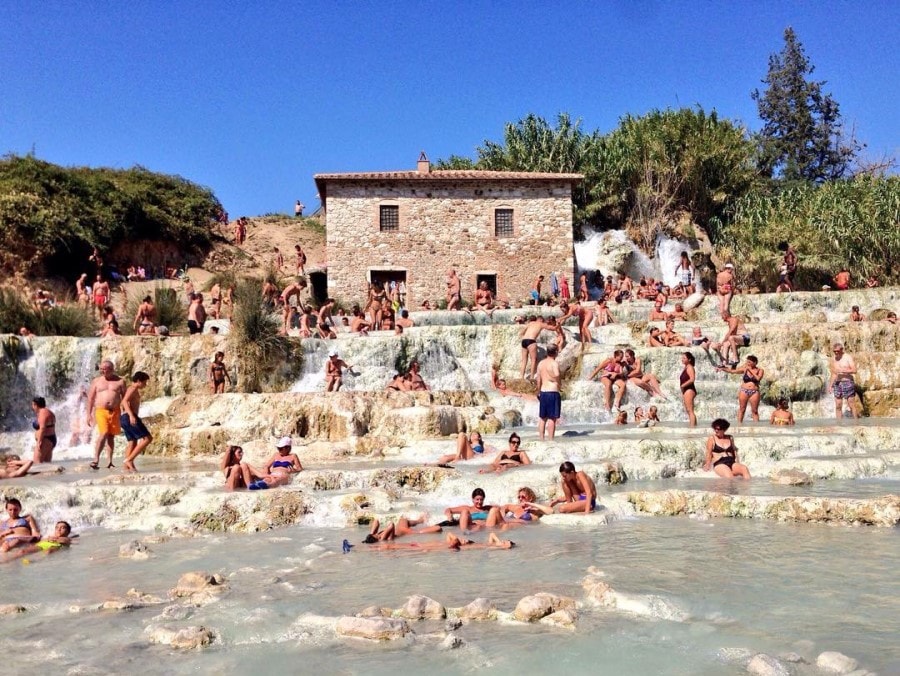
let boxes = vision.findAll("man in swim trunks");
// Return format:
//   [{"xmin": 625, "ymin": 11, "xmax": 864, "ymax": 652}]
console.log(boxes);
[
  {"xmin": 520, "ymin": 316, "xmax": 553, "ymax": 380},
  {"xmin": 473, "ymin": 281, "xmax": 495, "ymax": 317},
  {"xmin": 92, "ymin": 275, "xmax": 110, "ymax": 314},
  {"xmin": 86, "ymin": 359, "xmax": 126, "ymax": 470},
  {"xmin": 829, "ymin": 343, "xmax": 861, "ymax": 419},
  {"xmin": 121, "ymin": 371, "xmax": 153, "ymax": 472},
  {"xmin": 536, "ymin": 344, "xmax": 562, "ymax": 440},
  {"xmin": 548, "ymin": 461, "xmax": 597, "ymax": 514},
  {"xmin": 30, "ymin": 396, "xmax": 57, "ymax": 463},
  {"xmin": 531, "ymin": 275, "xmax": 544, "ymax": 304},
  {"xmin": 187, "ymin": 293, "xmax": 207, "ymax": 335},
  {"xmin": 446, "ymin": 269, "xmax": 461, "ymax": 311},
  {"xmin": 0, "ymin": 498, "xmax": 40, "ymax": 553}
]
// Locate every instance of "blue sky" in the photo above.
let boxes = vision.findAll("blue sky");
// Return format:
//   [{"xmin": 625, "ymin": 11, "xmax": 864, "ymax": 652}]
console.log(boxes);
[{"xmin": 3, "ymin": 2, "xmax": 898, "ymax": 217}]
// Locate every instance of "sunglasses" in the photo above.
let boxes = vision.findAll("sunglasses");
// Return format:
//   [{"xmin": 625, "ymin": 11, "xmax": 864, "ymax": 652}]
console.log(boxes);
[
  {"xmin": 510, "ymin": 440, "xmax": 521, "ymax": 446},
  {"xmin": 517, "ymin": 494, "xmax": 528, "ymax": 501}
]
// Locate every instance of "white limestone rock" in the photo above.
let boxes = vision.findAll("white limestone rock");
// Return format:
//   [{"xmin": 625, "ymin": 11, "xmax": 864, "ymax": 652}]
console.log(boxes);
[
  {"xmin": 513, "ymin": 592, "xmax": 575, "ymax": 623},
  {"xmin": 397, "ymin": 594, "xmax": 446, "ymax": 620},
  {"xmin": 455, "ymin": 598, "xmax": 497, "ymax": 621},
  {"xmin": 540, "ymin": 609, "xmax": 577, "ymax": 629},
  {"xmin": 145, "ymin": 624, "xmax": 215, "ymax": 649},
  {"xmin": 769, "ymin": 469, "xmax": 813, "ymax": 486},
  {"xmin": 335, "ymin": 616, "xmax": 412, "ymax": 641},
  {"xmin": 746, "ymin": 653, "xmax": 791, "ymax": 676},
  {"xmin": 169, "ymin": 571, "xmax": 227, "ymax": 600},
  {"xmin": 816, "ymin": 651, "xmax": 859, "ymax": 674},
  {"xmin": 357, "ymin": 605, "xmax": 391, "ymax": 618}
]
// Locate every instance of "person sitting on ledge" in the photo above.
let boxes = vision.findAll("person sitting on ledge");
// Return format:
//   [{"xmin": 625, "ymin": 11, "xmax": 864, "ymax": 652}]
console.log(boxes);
[
  {"xmin": 703, "ymin": 418, "xmax": 751, "ymax": 479},
  {"xmin": 480, "ymin": 433, "xmax": 530, "ymax": 473},
  {"xmin": 248, "ymin": 437, "xmax": 302, "ymax": 490},
  {"xmin": 221, "ymin": 445, "xmax": 265, "ymax": 490},
  {"xmin": 770, "ymin": 398, "xmax": 795, "ymax": 426},
  {"xmin": 648, "ymin": 298, "xmax": 668, "ymax": 321},
  {"xmin": 849, "ymin": 305, "xmax": 865, "ymax": 322},
  {"xmin": 526, "ymin": 461, "xmax": 598, "ymax": 515}
]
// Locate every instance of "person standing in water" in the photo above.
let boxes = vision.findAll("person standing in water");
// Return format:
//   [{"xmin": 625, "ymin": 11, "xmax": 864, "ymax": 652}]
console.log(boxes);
[
  {"xmin": 680, "ymin": 352, "xmax": 698, "ymax": 427},
  {"xmin": 31, "ymin": 396, "xmax": 57, "ymax": 463},
  {"xmin": 120, "ymin": 371, "xmax": 153, "ymax": 472},
  {"xmin": 536, "ymin": 344, "xmax": 562, "ymax": 440},
  {"xmin": 829, "ymin": 343, "xmax": 862, "ymax": 419},
  {"xmin": 86, "ymin": 360, "xmax": 126, "ymax": 470}
]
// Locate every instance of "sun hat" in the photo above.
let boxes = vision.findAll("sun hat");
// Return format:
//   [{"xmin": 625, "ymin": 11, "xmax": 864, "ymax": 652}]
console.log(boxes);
[
  {"xmin": 276, "ymin": 436, "xmax": 292, "ymax": 448},
  {"xmin": 328, "ymin": 350, "xmax": 338, "ymax": 357},
  {"xmin": 724, "ymin": 263, "xmax": 734, "ymax": 269}
]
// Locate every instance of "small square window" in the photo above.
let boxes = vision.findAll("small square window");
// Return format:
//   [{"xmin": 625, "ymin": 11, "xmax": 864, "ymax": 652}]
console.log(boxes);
[
  {"xmin": 494, "ymin": 208, "xmax": 513, "ymax": 237},
  {"xmin": 380, "ymin": 205, "xmax": 399, "ymax": 232}
]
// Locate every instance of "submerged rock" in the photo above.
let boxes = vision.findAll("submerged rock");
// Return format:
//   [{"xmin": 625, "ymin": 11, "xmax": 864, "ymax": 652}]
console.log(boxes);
[
  {"xmin": 440, "ymin": 633, "xmax": 464, "ymax": 650},
  {"xmin": 335, "ymin": 616, "xmax": 412, "ymax": 641},
  {"xmin": 119, "ymin": 540, "xmax": 152, "ymax": 559},
  {"xmin": 746, "ymin": 653, "xmax": 791, "ymax": 676},
  {"xmin": 169, "ymin": 571, "xmax": 227, "ymax": 604},
  {"xmin": 769, "ymin": 469, "xmax": 813, "ymax": 486},
  {"xmin": 357, "ymin": 605, "xmax": 391, "ymax": 618},
  {"xmin": 145, "ymin": 624, "xmax": 215, "ymax": 649},
  {"xmin": 0, "ymin": 604, "xmax": 26, "ymax": 616},
  {"xmin": 540, "ymin": 608, "xmax": 577, "ymax": 629},
  {"xmin": 397, "ymin": 595, "xmax": 446, "ymax": 620},
  {"xmin": 513, "ymin": 593, "xmax": 575, "ymax": 623},
  {"xmin": 816, "ymin": 651, "xmax": 859, "ymax": 674},
  {"xmin": 454, "ymin": 598, "xmax": 497, "ymax": 621}
]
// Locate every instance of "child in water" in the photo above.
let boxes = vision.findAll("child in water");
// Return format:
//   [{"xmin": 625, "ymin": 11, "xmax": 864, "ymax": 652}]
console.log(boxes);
[
  {"xmin": 633, "ymin": 407, "xmax": 646, "ymax": 425},
  {"xmin": 614, "ymin": 410, "xmax": 628, "ymax": 425},
  {"xmin": 769, "ymin": 398, "xmax": 795, "ymax": 426}
]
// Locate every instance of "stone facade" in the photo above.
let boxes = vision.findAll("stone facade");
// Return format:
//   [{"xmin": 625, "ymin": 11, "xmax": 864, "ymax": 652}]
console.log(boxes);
[{"xmin": 316, "ymin": 164, "xmax": 580, "ymax": 306}]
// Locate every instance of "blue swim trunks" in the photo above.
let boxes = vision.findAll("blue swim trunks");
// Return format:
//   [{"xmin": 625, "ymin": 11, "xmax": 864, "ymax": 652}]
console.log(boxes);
[
  {"xmin": 119, "ymin": 414, "xmax": 150, "ymax": 442},
  {"xmin": 539, "ymin": 391, "xmax": 561, "ymax": 420},
  {"xmin": 578, "ymin": 494, "xmax": 597, "ymax": 511}
]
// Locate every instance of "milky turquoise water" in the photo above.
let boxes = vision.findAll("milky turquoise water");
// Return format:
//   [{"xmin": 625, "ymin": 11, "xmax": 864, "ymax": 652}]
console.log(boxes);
[{"xmin": 1, "ymin": 516, "xmax": 897, "ymax": 675}]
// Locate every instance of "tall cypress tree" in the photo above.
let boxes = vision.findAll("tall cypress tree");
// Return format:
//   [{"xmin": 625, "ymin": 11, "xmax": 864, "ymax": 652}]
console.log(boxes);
[{"xmin": 752, "ymin": 28, "xmax": 860, "ymax": 182}]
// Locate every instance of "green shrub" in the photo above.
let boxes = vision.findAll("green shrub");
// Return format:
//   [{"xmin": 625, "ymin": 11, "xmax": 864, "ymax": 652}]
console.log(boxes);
[
  {"xmin": 0, "ymin": 287, "xmax": 36, "ymax": 334},
  {"xmin": 34, "ymin": 303, "xmax": 96, "ymax": 337}
]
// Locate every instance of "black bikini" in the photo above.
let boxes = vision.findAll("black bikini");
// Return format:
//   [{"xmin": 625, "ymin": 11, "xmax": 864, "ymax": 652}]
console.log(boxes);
[{"xmin": 712, "ymin": 437, "xmax": 736, "ymax": 468}]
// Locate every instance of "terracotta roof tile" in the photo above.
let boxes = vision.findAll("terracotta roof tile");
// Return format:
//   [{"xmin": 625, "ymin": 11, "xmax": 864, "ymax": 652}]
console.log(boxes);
[{"xmin": 314, "ymin": 170, "xmax": 583, "ymax": 182}]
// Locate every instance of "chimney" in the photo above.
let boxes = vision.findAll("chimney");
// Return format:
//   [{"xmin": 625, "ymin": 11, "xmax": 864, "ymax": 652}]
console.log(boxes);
[{"xmin": 417, "ymin": 151, "xmax": 431, "ymax": 174}]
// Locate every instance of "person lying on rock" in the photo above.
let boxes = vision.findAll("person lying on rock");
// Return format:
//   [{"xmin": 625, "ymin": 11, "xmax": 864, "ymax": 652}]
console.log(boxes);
[
  {"xmin": 0, "ymin": 457, "xmax": 33, "ymax": 480},
  {"xmin": 362, "ymin": 517, "xmax": 442, "ymax": 543},
  {"xmin": 433, "ymin": 431, "xmax": 485, "ymax": 466},
  {"xmin": 479, "ymin": 433, "xmax": 531, "ymax": 473}
]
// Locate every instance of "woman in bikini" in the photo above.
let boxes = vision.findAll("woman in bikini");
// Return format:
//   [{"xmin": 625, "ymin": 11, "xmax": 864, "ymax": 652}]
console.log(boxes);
[
  {"xmin": 434, "ymin": 431, "xmax": 484, "ymax": 466},
  {"xmin": 480, "ymin": 433, "xmax": 531, "ymax": 473},
  {"xmin": 133, "ymin": 296, "xmax": 157, "ymax": 335},
  {"xmin": 674, "ymin": 251, "xmax": 695, "ymax": 295},
  {"xmin": 248, "ymin": 437, "xmax": 303, "ymax": 490},
  {"xmin": 703, "ymin": 418, "xmax": 750, "ymax": 479},
  {"xmin": 209, "ymin": 351, "xmax": 232, "ymax": 394},
  {"xmin": 680, "ymin": 352, "xmax": 698, "ymax": 427},
  {"xmin": 717, "ymin": 355, "xmax": 764, "ymax": 422},
  {"xmin": 31, "ymin": 396, "xmax": 57, "ymax": 463},
  {"xmin": 770, "ymin": 398, "xmax": 795, "ymax": 426},
  {"xmin": 589, "ymin": 349, "xmax": 625, "ymax": 412},
  {"xmin": 716, "ymin": 264, "xmax": 735, "ymax": 316},
  {"xmin": 498, "ymin": 487, "xmax": 543, "ymax": 524},
  {"xmin": 221, "ymin": 445, "xmax": 266, "ymax": 491},
  {"xmin": 366, "ymin": 282, "xmax": 386, "ymax": 328},
  {"xmin": 0, "ymin": 498, "xmax": 40, "ymax": 553},
  {"xmin": 593, "ymin": 299, "xmax": 614, "ymax": 326}
]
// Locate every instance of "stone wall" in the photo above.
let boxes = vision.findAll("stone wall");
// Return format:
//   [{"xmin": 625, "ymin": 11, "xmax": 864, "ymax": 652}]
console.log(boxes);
[{"xmin": 324, "ymin": 180, "xmax": 575, "ymax": 305}]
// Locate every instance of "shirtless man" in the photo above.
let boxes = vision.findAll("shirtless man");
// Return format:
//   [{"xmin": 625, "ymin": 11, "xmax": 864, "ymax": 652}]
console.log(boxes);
[
  {"xmin": 325, "ymin": 351, "xmax": 352, "ymax": 392},
  {"xmin": 520, "ymin": 316, "xmax": 552, "ymax": 380},
  {"xmin": 396, "ymin": 310, "xmax": 414, "ymax": 329},
  {"xmin": 350, "ymin": 307, "xmax": 371, "ymax": 335},
  {"xmin": 406, "ymin": 361, "xmax": 429, "ymax": 391},
  {"xmin": 134, "ymin": 295, "xmax": 157, "ymax": 334},
  {"xmin": 649, "ymin": 298, "xmax": 668, "ymax": 321},
  {"xmin": 317, "ymin": 299, "xmax": 337, "ymax": 339},
  {"xmin": 446, "ymin": 269, "xmax": 461, "ymax": 310},
  {"xmin": 716, "ymin": 263, "xmax": 735, "ymax": 316},
  {"xmin": 86, "ymin": 360, "xmax": 126, "ymax": 470},
  {"xmin": 536, "ymin": 344, "xmax": 562, "ymax": 440},
  {"xmin": 834, "ymin": 268, "xmax": 851, "ymax": 291},
  {"xmin": 660, "ymin": 319, "xmax": 688, "ymax": 347},
  {"xmin": 548, "ymin": 461, "xmax": 597, "ymax": 514},
  {"xmin": 294, "ymin": 244, "xmax": 307, "ymax": 276},
  {"xmin": 778, "ymin": 241, "xmax": 798, "ymax": 291},
  {"xmin": 298, "ymin": 306, "xmax": 313, "ymax": 337},
  {"xmin": 262, "ymin": 280, "xmax": 279, "ymax": 309},
  {"xmin": 0, "ymin": 498, "xmax": 40, "ymax": 553},
  {"xmin": 120, "ymin": 371, "xmax": 153, "ymax": 472},
  {"xmin": 559, "ymin": 300, "xmax": 593, "ymax": 346},
  {"xmin": 93, "ymin": 275, "xmax": 110, "ymax": 313},
  {"xmin": 531, "ymin": 275, "xmax": 544, "ymax": 304},
  {"xmin": 829, "ymin": 343, "xmax": 862, "ymax": 419},
  {"xmin": 616, "ymin": 274, "xmax": 633, "ymax": 302},
  {"xmin": 473, "ymin": 281, "xmax": 495, "ymax": 316},
  {"xmin": 187, "ymin": 293, "xmax": 207, "ymax": 335},
  {"xmin": 711, "ymin": 311, "xmax": 749, "ymax": 366},
  {"xmin": 75, "ymin": 273, "xmax": 89, "ymax": 305},
  {"xmin": 280, "ymin": 279, "xmax": 307, "ymax": 334},
  {"xmin": 849, "ymin": 306, "xmax": 865, "ymax": 322}
]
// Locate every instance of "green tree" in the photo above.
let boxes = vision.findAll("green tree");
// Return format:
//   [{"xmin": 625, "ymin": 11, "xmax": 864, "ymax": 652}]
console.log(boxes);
[{"xmin": 752, "ymin": 27, "xmax": 860, "ymax": 182}]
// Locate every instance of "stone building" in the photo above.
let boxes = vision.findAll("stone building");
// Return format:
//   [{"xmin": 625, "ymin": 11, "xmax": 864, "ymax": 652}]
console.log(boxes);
[{"xmin": 315, "ymin": 154, "xmax": 582, "ymax": 306}]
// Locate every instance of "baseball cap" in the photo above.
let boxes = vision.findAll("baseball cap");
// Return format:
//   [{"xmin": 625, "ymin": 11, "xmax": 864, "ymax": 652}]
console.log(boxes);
[
  {"xmin": 328, "ymin": 350, "xmax": 338, "ymax": 357},
  {"xmin": 276, "ymin": 436, "xmax": 292, "ymax": 448},
  {"xmin": 724, "ymin": 263, "xmax": 734, "ymax": 269}
]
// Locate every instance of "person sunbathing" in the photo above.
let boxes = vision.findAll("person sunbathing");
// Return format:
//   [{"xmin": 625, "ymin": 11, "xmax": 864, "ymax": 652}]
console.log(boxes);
[
  {"xmin": 362, "ymin": 517, "xmax": 442, "ymax": 543},
  {"xmin": 366, "ymin": 532, "xmax": 514, "ymax": 551}
]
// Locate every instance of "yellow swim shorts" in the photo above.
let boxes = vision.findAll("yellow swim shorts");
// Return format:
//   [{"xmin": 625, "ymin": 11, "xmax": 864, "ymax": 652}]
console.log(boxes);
[{"xmin": 95, "ymin": 408, "xmax": 121, "ymax": 436}]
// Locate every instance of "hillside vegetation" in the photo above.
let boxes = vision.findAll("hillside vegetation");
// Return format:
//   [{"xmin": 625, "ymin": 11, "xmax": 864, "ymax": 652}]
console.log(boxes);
[{"xmin": 0, "ymin": 154, "xmax": 223, "ymax": 278}]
